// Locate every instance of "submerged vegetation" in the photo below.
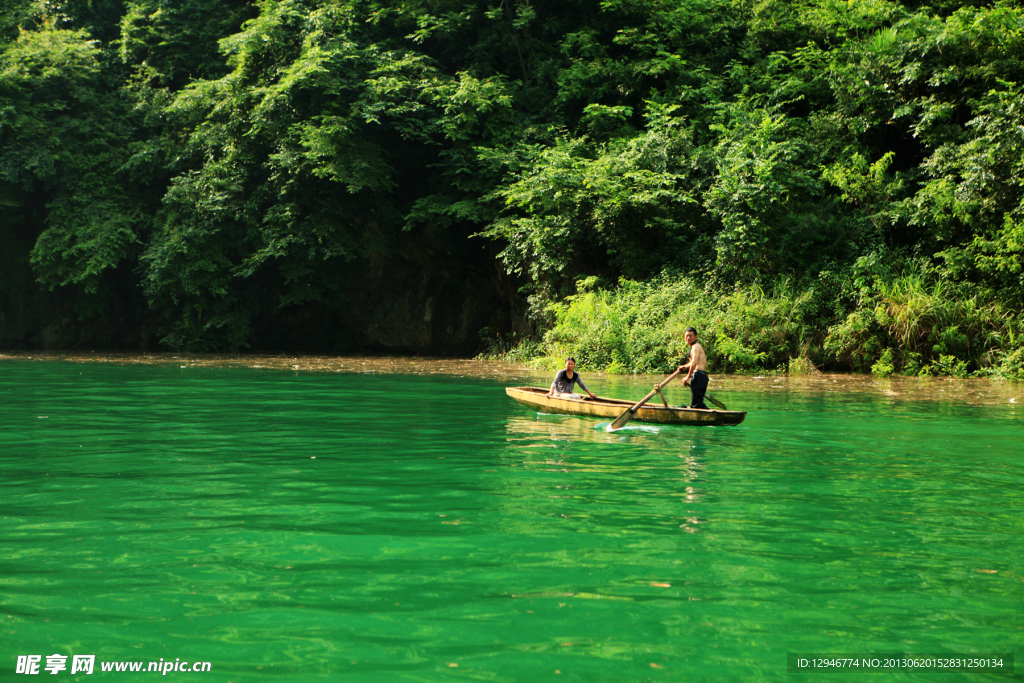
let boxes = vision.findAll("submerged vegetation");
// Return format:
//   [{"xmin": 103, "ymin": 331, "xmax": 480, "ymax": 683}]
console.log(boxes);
[{"xmin": 1, "ymin": 0, "xmax": 1022, "ymax": 374}]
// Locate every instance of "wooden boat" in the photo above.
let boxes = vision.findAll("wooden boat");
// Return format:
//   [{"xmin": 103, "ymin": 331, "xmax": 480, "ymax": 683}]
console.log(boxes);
[{"xmin": 505, "ymin": 387, "xmax": 746, "ymax": 426}]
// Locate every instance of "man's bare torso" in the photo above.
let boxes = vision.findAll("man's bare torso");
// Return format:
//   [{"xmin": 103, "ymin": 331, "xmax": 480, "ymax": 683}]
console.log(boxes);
[{"xmin": 689, "ymin": 342, "xmax": 707, "ymax": 372}]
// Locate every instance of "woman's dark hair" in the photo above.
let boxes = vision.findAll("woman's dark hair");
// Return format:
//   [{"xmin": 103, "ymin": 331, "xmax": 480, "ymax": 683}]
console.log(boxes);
[{"xmin": 566, "ymin": 357, "xmax": 576, "ymax": 363}]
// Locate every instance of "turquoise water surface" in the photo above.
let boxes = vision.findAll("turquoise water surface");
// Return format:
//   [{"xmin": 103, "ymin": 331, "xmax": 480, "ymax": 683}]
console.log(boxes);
[{"xmin": 1, "ymin": 360, "xmax": 1021, "ymax": 681}]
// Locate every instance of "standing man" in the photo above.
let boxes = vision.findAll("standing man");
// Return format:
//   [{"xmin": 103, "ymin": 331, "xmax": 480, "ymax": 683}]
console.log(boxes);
[{"xmin": 677, "ymin": 327, "xmax": 709, "ymax": 410}]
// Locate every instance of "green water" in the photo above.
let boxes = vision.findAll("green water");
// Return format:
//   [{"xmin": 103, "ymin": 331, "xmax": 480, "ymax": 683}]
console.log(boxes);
[{"xmin": 1, "ymin": 361, "xmax": 1021, "ymax": 682}]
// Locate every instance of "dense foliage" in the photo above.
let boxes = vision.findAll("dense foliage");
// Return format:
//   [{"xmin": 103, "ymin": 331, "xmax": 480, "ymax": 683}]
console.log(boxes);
[
  {"xmin": 1, "ymin": 0, "xmax": 1022, "ymax": 374},
  {"xmin": 508, "ymin": 263, "xmax": 1023, "ymax": 379}
]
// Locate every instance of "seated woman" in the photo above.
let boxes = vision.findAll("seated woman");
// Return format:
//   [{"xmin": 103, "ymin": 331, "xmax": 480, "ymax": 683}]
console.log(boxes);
[{"xmin": 546, "ymin": 357, "xmax": 597, "ymax": 400}]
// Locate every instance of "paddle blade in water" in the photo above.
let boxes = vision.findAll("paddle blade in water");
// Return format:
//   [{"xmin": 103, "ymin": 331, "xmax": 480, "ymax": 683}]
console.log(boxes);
[{"xmin": 608, "ymin": 406, "xmax": 636, "ymax": 431}]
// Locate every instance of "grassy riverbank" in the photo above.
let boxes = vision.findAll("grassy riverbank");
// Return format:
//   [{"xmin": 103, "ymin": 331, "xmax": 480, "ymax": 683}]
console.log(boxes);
[{"xmin": 481, "ymin": 265, "xmax": 1024, "ymax": 380}]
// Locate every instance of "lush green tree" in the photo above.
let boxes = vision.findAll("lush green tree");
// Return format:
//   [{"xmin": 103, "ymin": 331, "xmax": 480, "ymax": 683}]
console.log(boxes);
[
  {"xmin": 0, "ymin": 17, "xmax": 136, "ymax": 291},
  {"xmin": 1, "ymin": 0, "xmax": 1022, "ymax": 365}
]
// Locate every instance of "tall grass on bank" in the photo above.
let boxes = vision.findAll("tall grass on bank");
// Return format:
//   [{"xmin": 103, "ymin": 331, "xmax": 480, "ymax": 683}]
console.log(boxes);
[
  {"xmin": 484, "ymin": 275, "xmax": 820, "ymax": 374},
  {"xmin": 827, "ymin": 275, "xmax": 1024, "ymax": 379},
  {"xmin": 481, "ymin": 272, "xmax": 1024, "ymax": 379}
]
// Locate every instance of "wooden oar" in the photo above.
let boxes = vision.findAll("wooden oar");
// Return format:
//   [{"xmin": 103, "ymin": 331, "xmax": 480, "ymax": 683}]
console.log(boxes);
[
  {"xmin": 609, "ymin": 368, "xmax": 683, "ymax": 431},
  {"xmin": 655, "ymin": 387, "xmax": 669, "ymax": 408},
  {"xmin": 705, "ymin": 393, "xmax": 727, "ymax": 410}
]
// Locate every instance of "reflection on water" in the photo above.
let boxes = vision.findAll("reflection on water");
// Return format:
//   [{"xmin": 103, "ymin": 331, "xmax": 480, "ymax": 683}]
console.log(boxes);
[
  {"xmin": 0, "ymin": 351, "xmax": 540, "ymax": 381},
  {"xmin": 505, "ymin": 414, "xmax": 663, "ymax": 447},
  {"xmin": 3, "ymin": 351, "xmax": 1020, "ymax": 407},
  {"xmin": 502, "ymin": 414, "xmax": 714, "ymax": 528},
  {"xmin": 1, "ymin": 358, "xmax": 1022, "ymax": 682}
]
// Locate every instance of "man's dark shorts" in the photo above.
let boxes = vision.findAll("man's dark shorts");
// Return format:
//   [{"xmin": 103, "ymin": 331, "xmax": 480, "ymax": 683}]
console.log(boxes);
[{"xmin": 689, "ymin": 370, "xmax": 709, "ymax": 409}]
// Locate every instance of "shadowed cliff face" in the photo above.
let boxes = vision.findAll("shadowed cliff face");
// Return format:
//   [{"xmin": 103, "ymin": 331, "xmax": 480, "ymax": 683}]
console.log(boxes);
[
  {"xmin": 0, "ymin": 226, "xmax": 529, "ymax": 355},
  {"xmin": 249, "ymin": 233, "xmax": 530, "ymax": 355},
  {"xmin": 338, "ymin": 259, "xmax": 526, "ymax": 354}
]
